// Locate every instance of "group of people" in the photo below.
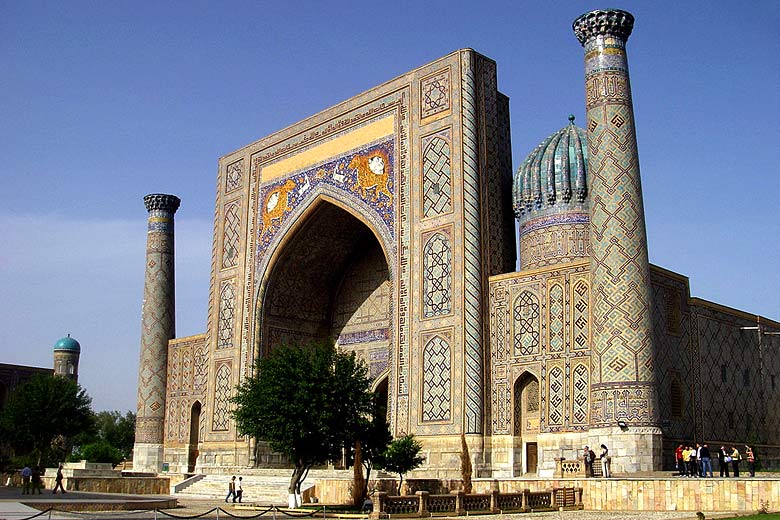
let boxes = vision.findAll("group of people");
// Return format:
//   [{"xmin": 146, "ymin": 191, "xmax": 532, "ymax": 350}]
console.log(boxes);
[
  {"xmin": 226, "ymin": 475, "xmax": 244, "ymax": 503},
  {"xmin": 19, "ymin": 464, "xmax": 66, "ymax": 494},
  {"xmin": 675, "ymin": 444, "xmax": 756, "ymax": 478},
  {"xmin": 583, "ymin": 444, "xmax": 611, "ymax": 478}
]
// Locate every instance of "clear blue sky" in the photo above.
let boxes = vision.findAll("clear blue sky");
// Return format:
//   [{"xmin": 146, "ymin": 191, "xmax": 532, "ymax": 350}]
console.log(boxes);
[{"xmin": 2, "ymin": 1, "xmax": 778, "ymax": 413}]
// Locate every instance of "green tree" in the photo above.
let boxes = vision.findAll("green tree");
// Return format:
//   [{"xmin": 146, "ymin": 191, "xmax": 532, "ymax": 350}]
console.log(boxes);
[
  {"xmin": 70, "ymin": 440, "xmax": 124, "ymax": 466},
  {"xmin": 0, "ymin": 375, "xmax": 93, "ymax": 466},
  {"xmin": 69, "ymin": 411, "xmax": 135, "ymax": 465},
  {"xmin": 356, "ymin": 401, "xmax": 392, "ymax": 499},
  {"xmin": 231, "ymin": 340, "xmax": 374, "ymax": 507},
  {"xmin": 375, "ymin": 434, "xmax": 425, "ymax": 495}
]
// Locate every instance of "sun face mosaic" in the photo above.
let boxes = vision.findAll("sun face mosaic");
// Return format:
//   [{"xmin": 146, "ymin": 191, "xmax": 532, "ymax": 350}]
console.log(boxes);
[{"xmin": 255, "ymin": 138, "xmax": 395, "ymax": 262}]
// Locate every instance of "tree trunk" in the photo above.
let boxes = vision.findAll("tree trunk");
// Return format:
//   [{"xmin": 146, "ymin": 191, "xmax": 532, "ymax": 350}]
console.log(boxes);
[
  {"xmin": 288, "ymin": 463, "xmax": 306, "ymax": 508},
  {"xmin": 352, "ymin": 440, "xmax": 365, "ymax": 506}
]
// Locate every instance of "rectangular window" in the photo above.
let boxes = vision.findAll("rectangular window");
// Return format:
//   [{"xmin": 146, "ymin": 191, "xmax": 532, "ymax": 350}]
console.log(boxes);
[
  {"xmin": 721, "ymin": 365, "xmax": 728, "ymax": 383},
  {"xmin": 743, "ymin": 368, "xmax": 750, "ymax": 387},
  {"xmin": 772, "ymin": 375, "xmax": 777, "ymax": 390}
]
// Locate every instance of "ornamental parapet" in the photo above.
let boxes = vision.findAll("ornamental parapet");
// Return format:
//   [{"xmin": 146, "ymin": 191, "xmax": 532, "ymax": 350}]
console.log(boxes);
[
  {"xmin": 573, "ymin": 9, "xmax": 634, "ymax": 45},
  {"xmin": 144, "ymin": 193, "xmax": 181, "ymax": 213}
]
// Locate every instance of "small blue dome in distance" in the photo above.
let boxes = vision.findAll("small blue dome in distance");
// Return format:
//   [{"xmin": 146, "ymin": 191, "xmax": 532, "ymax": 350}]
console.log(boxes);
[{"xmin": 53, "ymin": 335, "xmax": 81, "ymax": 353}]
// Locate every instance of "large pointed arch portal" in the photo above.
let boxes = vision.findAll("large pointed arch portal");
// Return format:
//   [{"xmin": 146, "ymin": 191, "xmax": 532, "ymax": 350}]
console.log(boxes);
[{"xmin": 257, "ymin": 199, "xmax": 393, "ymax": 389}]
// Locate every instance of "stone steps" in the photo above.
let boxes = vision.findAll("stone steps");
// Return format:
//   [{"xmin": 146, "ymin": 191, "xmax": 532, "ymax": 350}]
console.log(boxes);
[{"xmin": 176, "ymin": 469, "xmax": 351, "ymax": 504}]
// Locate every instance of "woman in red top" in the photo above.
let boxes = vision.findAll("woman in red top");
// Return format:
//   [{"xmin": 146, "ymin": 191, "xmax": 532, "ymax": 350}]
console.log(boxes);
[{"xmin": 675, "ymin": 445, "xmax": 684, "ymax": 476}]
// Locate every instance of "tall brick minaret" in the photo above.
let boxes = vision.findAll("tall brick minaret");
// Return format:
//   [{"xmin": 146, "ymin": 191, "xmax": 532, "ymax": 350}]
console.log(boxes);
[
  {"xmin": 574, "ymin": 9, "xmax": 660, "ymax": 471},
  {"xmin": 133, "ymin": 193, "xmax": 180, "ymax": 473}
]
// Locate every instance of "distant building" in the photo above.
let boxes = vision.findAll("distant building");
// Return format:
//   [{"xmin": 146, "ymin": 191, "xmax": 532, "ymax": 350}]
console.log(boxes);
[
  {"xmin": 133, "ymin": 9, "xmax": 780, "ymax": 476},
  {"xmin": 0, "ymin": 335, "xmax": 81, "ymax": 408}
]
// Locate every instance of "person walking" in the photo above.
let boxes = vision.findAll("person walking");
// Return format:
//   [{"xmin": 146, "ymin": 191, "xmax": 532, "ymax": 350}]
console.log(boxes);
[
  {"xmin": 719, "ymin": 446, "xmax": 730, "ymax": 478},
  {"xmin": 745, "ymin": 446, "xmax": 755, "ymax": 477},
  {"xmin": 730, "ymin": 446, "xmax": 741, "ymax": 477},
  {"xmin": 700, "ymin": 444, "xmax": 713, "ymax": 478},
  {"xmin": 225, "ymin": 475, "xmax": 236, "ymax": 503},
  {"xmin": 21, "ymin": 466, "xmax": 31, "ymax": 495},
  {"xmin": 236, "ymin": 476, "xmax": 243, "ymax": 503},
  {"xmin": 52, "ymin": 465, "xmax": 66, "ymax": 494}
]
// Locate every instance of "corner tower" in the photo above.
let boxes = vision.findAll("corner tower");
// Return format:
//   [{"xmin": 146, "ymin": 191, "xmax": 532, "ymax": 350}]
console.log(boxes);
[
  {"xmin": 573, "ymin": 9, "xmax": 660, "ymax": 470},
  {"xmin": 134, "ymin": 193, "xmax": 180, "ymax": 473}
]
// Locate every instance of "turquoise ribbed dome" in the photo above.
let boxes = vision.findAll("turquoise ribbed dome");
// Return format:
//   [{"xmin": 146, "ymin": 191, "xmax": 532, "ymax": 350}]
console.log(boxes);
[
  {"xmin": 513, "ymin": 115, "xmax": 589, "ymax": 224},
  {"xmin": 53, "ymin": 335, "xmax": 81, "ymax": 353}
]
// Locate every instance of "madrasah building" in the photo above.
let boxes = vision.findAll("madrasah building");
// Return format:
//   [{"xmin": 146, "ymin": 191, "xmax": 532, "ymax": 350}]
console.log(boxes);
[{"xmin": 132, "ymin": 9, "xmax": 780, "ymax": 478}]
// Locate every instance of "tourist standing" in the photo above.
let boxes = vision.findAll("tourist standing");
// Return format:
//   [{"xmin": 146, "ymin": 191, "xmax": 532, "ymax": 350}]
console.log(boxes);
[
  {"xmin": 52, "ymin": 465, "xmax": 66, "ymax": 494},
  {"xmin": 745, "ymin": 446, "xmax": 755, "ymax": 477},
  {"xmin": 730, "ymin": 446, "xmax": 741, "ymax": 477},
  {"xmin": 235, "ymin": 476, "xmax": 243, "ymax": 503},
  {"xmin": 689, "ymin": 446, "xmax": 698, "ymax": 477},
  {"xmin": 225, "ymin": 475, "xmax": 236, "ymax": 503},
  {"xmin": 600, "ymin": 444, "xmax": 611, "ymax": 478},
  {"xmin": 31, "ymin": 467, "xmax": 43, "ymax": 494},
  {"xmin": 700, "ymin": 444, "xmax": 713, "ymax": 478},
  {"xmin": 20, "ymin": 466, "xmax": 31, "ymax": 494},
  {"xmin": 719, "ymin": 446, "xmax": 730, "ymax": 477},
  {"xmin": 682, "ymin": 446, "xmax": 693, "ymax": 477},
  {"xmin": 675, "ymin": 444, "xmax": 684, "ymax": 476}
]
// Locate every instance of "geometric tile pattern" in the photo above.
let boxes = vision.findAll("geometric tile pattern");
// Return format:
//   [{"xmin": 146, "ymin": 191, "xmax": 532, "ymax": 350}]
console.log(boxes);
[
  {"xmin": 488, "ymin": 263, "xmax": 591, "ymax": 435},
  {"xmin": 194, "ymin": 347, "xmax": 207, "ymax": 392},
  {"xmin": 217, "ymin": 280, "xmax": 235, "ymax": 349},
  {"xmin": 548, "ymin": 284, "xmax": 564, "ymax": 352},
  {"xmin": 422, "ymin": 134, "xmax": 452, "ymax": 218},
  {"xmin": 576, "ymin": 14, "xmax": 656, "ymax": 427},
  {"xmin": 164, "ymin": 334, "xmax": 207, "ymax": 446},
  {"xmin": 572, "ymin": 363, "xmax": 589, "ymax": 425},
  {"xmin": 212, "ymin": 363, "xmax": 231, "ymax": 431},
  {"xmin": 422, "ymin": 232, "xmax": 452, "ymax": 318},
  {"xmin": 136, "ymin": 195, "xmax": 179, "ymax": 445},
  {"xmin": 512, "ymin": 379, "xmax": 523, "ymax": 436},
  {"xmin": 222, "ymin": 200, "xmax": 241, "ymax": 269},
  {"xmin": 548, "ymin": 366, "xmax": 564, "ymax": 426},
  {"xmin": 422, "ymin": 336, "xmax": 451, "ymax": 422},
  {"xmin": 225, "ymin": 159, "xmax": 243, "ymax": 193},
  {"xmin": 461, "ymin": 51, "xmax": 485, "ymax": 433},
  {"xmin": 420, "ymin": 68, "xmax": 450, "ymax": 120},
  {"xmin": 573, "ymin": 280, "xmax": 589, "ymax": 350},
  {"xmin": 513, "ymin": 291, "xmax": 540, "ymax": 356}
]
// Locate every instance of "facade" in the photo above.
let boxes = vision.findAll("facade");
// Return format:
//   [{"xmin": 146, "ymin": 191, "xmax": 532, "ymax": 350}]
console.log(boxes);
[{"xmin": 133, "ymin": 9, "xmax": 780, "ymax": 477}]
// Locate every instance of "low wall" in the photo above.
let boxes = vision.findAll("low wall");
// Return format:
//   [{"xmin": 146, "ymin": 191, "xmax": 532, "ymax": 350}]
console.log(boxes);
[
  {"xmin": 40, "ymin": 476, "xmax": 170, "ymax": 495},
  {"xmin": 314, "ymin": 477, "xmax": 780, "ymax": 513}
]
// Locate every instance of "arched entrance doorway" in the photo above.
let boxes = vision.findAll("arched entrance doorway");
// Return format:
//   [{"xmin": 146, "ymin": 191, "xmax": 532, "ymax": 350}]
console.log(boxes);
[
  {"xmin": 257, "ymin": 198, "xmax": 393, "ymax": 432},
  {"xmin": 513, "ymin": 372, "xmax": 540, "ymax": 475},
  {"xmin": 187, "ymin": 401, "xmax": 201, "ymax": 473}
]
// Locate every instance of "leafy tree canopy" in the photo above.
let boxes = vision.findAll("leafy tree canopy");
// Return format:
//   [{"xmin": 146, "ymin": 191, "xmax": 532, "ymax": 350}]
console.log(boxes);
[
  {"xmin": 71, "ymin": 410, "xmax": 135, "ymax": 464},
  {"xmin": 231, "ymin": 339, "xmax": 374, "ymax": 503},
  {"xmin": 0, "ymin": 375, "xmax": 93, "ymax": 466},
  {"xmin": 375, "ymin": 434, "xmax": 425, "ymax": 495}
]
